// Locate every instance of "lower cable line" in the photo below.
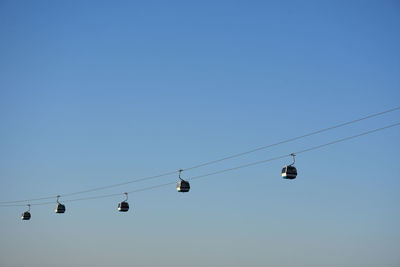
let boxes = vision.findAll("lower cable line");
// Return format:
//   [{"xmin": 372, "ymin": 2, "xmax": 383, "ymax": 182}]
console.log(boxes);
[
  {"xmin": 1, "ymin": 106, "xmax": 399, "ymax": 205},
  {"xmin": 3, "ymin": 122, "xmax": 399, "ymax": 209}
]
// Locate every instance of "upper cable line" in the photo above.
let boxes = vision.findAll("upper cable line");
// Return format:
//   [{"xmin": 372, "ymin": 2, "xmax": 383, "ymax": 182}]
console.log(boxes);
[
  {"xmin": 1, "ymin": 121, "xmax": 399, "ymax": 208},
  {"xmin": 0, "ymin": 106, "xmax": 399, "ymax": 205}
]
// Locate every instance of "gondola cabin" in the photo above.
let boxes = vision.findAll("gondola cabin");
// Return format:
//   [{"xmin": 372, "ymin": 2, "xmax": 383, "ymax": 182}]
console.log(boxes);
[
  {"xmin": 55, "ymin": 203, "xmax": 66, "ymax": 214},
  {"xmin": 177, "ymin": 180, "xmax": 190, "ymax": 192},
  {"xmin": 281, "ymin": 165, "xmax": 297, "ymax": 179},
  {"xmin": 21, "ymin": 211, "xmax": 31, "ymax": 220},
  {"xmin": 118, "ymin": 201, "xmax": 129, "ymax": 212}
]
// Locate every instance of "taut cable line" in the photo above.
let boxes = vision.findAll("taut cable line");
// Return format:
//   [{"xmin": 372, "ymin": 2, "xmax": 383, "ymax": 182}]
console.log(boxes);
[
  {"xmin": 1, "ymin": 122, "xmax": 399, "ymax": 208},
  {"xmin": 1, "ymin": 106, "xmax": 398, "ymax": 204}
]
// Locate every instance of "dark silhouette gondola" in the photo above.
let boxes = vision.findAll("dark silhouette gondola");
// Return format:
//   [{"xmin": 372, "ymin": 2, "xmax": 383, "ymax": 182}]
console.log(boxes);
[
  {"xmin": 21, "ymin": 204, "xmax": 31, "ymax": 220},
  {"xmin": 55, "ymin": 195, "xmax": 66, "ymax": 214},
  {"xmin": 118, "ymin": 192, "xmax": 130, "ymax": 212},
  {"xmin": 177, "ymin": 169, "xmax": 190, "ymax": 192},
  {"xmin": 281, "ymin": 153, "xmax": 298, "ymax": 180}
]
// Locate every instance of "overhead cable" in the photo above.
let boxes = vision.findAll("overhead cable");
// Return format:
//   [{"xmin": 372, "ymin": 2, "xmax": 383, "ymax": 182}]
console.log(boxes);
[
  {"xmin": 1, "ymin": 106, "xmax": 398, "ymax": 204},
  {"xmin": 2, "ymin": 121, "xmax": 398, "ymax": 208}
]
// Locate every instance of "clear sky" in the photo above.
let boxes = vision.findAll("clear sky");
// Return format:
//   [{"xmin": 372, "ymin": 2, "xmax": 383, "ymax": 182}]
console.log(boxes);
[{"xmin": 0, "ymin": 1, "xmax": 399, "ymax": 266}]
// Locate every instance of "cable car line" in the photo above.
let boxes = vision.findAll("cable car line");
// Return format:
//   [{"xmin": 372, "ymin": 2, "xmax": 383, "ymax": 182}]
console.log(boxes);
[
  {"xmin": 2, "ymin": 182, "xmax": 180, "ymax": 207},
  {"xmin": 4, "ymin": 121, "xmax": 399, "ymax": 209},
  {"xmin": 1, "ymin": 106, "xmax": 398, "ymax": 205},
  {"xmin": 60, "ymin": 170, "xmax": 178, "ymax": 198},
  {"xmin": 0, "ymin": 170, "xmax": 178, "ymax": 205},
  {"xmin": 180, "ymin": 106, "xmax": 400, "ymax": 172}
]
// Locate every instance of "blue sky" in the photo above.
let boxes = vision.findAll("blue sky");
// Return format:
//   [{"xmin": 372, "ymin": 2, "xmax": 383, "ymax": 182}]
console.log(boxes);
[{"xmin": 0, "ymin": 1, "xmax": 399, "ymax": 266}]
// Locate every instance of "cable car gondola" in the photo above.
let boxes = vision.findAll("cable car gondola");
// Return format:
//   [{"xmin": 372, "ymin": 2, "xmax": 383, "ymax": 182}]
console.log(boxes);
[
  {"xmin": 281, "ymin": 153, "xmax": 297, "ymax": 180},
  {"xmin": 21, "ymin": 204, "xmax": 31, "ymax": 220},
  {"xmin": 118, "ymin": 192, "xmax": 130, "ymax": 212},
  {"xmin": 55, "ymin": 195, "xmax": 66, "ymax": 214},
  {"xmin": 176, "ymin": 169, "xmax": 190, "ymax": 192}
]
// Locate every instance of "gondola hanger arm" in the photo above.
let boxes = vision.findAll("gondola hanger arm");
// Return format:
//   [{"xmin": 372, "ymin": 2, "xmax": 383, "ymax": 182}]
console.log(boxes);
[{"xmin": 290, "ymin": 153, "xmax": 296, "ymax": 166}]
